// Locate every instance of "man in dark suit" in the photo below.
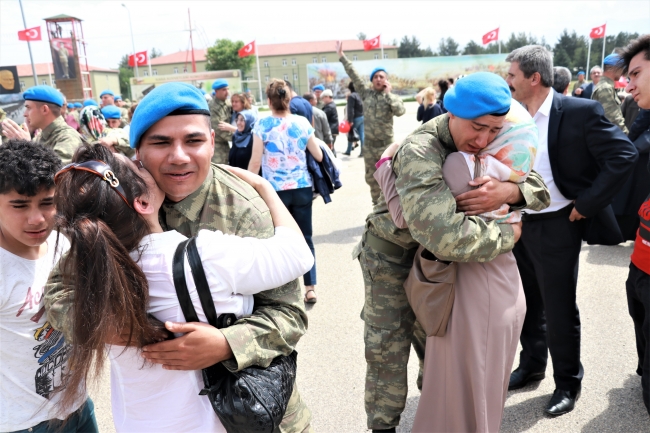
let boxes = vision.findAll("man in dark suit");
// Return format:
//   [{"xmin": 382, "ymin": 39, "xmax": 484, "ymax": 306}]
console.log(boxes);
[
  {"xmin": 505, "ymin": 45, "xmax": 638, "ymax": 416},
  {"xmin": 572, "ymin": 65, "xmax": 602, "ymax": 99}
]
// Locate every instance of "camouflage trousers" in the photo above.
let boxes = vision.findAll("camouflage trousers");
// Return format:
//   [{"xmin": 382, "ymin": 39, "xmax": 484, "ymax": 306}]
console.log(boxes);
[
  {"xmin": 357, "ymin": 239, "xmax": 427, "ymax": 430},
  {"xmin": 212, "ymin": 141, "xmax": 230, "ymax": 165},
  {"xmin": 278, "ymin": 386, "xmax": 313, "ymax": 433},
  {"xmin": 363, "ymin": 138, "xmax": 394, "ymax": 205}
]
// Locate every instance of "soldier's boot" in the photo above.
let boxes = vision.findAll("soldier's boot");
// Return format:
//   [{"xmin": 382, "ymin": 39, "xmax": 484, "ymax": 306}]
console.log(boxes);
[
  {"xmin": 211, "ymin": 141, "xmax": 230, "ymax": 165},
  {"xmin": 362, "ymin": 140, "xmax": 392, "ymax": 205},
  {"xmin": 359, "ymin": 243, "xmax": 419, "ymax": 430}
]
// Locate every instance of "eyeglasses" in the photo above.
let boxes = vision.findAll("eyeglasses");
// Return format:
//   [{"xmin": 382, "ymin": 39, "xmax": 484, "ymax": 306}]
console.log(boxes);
[{"xmin": 54, "ymin": 160, "xmax": 133, "ymax": 209}]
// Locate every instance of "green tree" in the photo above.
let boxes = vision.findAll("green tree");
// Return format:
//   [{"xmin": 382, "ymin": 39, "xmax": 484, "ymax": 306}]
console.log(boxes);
[
  {"xmin": 118, "ymin": 54, "xmax": 134, "ymax": 99},
  {"xmin": 438, "ymin": 37, "xmax": 459, "ymax": 56},
  {"xmin": 357, "ymin": 32, "xmax": 366, "ymax": 41},
  {"xmin": 398, "ymin": 36, "xmax": 423, "ymax": 58},
  {"xmin": 205, "ymin": 39, "xmax": 254, "ymax": 74},
  {"xmin": 504, "ymin": 32, "xmax": 538, "ymax": 52},
  {"xmin": 150, "ymin": 47, "xmax": 163, "ymax": 58},
  {"xmin": 463, "ymin": 40, "xmax": 486, "ymax": 55}
]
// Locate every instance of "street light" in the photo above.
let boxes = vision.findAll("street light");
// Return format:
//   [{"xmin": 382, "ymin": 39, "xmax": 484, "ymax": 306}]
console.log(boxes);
[{"xmin": 122, "ymin": 3, "xmax": 138, "ymax": 78}]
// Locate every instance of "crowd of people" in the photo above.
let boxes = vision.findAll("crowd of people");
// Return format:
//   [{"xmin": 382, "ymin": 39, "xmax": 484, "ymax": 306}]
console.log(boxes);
[{"xmin": 0, "ymin": 33, "xmax": 648, "ymax": 433}]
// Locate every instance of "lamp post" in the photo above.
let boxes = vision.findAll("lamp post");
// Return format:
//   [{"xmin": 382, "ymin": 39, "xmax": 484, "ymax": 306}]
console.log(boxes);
[{"xmin": 121, "ymin": 3, "xmax": 138, "ymax": 78}]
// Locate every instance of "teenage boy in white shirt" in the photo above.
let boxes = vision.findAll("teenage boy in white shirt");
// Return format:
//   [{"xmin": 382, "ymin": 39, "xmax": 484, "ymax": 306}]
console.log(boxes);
[{"xmin": 0, "ymin": 139, "xmax": 98, "ymax": 433}]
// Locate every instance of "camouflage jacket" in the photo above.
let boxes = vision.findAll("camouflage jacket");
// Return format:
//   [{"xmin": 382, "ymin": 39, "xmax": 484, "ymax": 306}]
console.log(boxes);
[
  {"xmin": 120, "ymin": 107, "xmax": 129, "ymax": 124},
  {"xmin": 362, "ymin": 114, "xmax": 551, "ymax": 262},
  {"xmin": 44, "ymin": 164, "xmax": 307, "ymax": 373},
  {"xmin": 592, "ymin": 76, "xmax": 628, "ymax": 134},
  {"xmin": 106, "ymin": 127, "xmax": 135, "ymax": 158},
  {"xmin": 35, "ymin": 116, "xmax": 83, "ymax": 165},
  {"xmin": 209, "ymin": 98, "xmax": 233, "ymax": 144},
  {"xmin": 340, "ymin": 55, "xmax": 405, "ymax": 141}
]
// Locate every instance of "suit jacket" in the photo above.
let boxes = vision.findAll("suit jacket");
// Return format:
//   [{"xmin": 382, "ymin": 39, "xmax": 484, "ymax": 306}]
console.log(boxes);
[
  {"xmin": 572, "ymin": 82, "xmax": 595, "ymax": 99},
  {"xmin": 548, "ymin": 91, "xmax": 638, "ymax": 244}
]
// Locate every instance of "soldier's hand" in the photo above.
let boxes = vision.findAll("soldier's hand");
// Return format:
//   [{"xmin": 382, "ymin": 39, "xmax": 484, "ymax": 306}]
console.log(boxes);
[
  {"xmin": 141, "ymin": 321, "xmax": 233, "ymax": 370},
  {"xmin": 381, "ymin": 142, "xmax": 400, "ymax": 159},
  {"xmin": 512, "ymin": 221, "xmax": 523, "ymax": 243},
  {"xmin": 1, "ymin": 119, "xmax": 31, "ymax": 140},
  {"xmin": 99, "ymin": 136, "xmax": 118, "ymax": 150},
  {"xmin": 336, "ymin": 40, "xmax": 344, "ymax": 58},
  {"xmin": 575, "ymin": 87, "xmax": 583, "ymax": 95},
  {"xmin": 383, "ymin": 81, "xmax": 392, "ymax": 94},
  {"xmin": 455, "ymin": 176, "xmax": 522, "ymax": 215},
  {"xmin": 218, "ymin": 121, "xmax": 236, "ymax": 133}
]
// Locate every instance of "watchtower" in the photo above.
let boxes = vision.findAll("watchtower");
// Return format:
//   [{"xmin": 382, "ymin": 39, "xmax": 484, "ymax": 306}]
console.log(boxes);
[{"xmin": 43, "ymin": 14, "xmax": 92, "ymax": 100}]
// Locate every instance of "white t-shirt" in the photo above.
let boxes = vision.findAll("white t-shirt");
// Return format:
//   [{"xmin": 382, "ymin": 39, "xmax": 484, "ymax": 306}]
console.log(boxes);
[
  {"xmin": 0, "ymin": 232, "xmax": 81, "ymax": 431},
  {"xmin": 109, "ymin": 227, "xmax": 313, "ymax": 433}
]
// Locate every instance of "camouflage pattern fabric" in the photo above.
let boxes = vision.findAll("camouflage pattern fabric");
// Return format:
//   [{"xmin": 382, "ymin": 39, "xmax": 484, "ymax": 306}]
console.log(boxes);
[
  {"xmin": 44, "ymin": 163, "xmax": 312, "ymax": 432},
  {"xmin": 120, "ymin": 106, "xmax": 130, "ymax": 124},
  {"xmin": 209, "ymin": 98, "xmax": 232, "ymax": 164},
  {"xmin": 572, "ymin": 80, "xmax": 586, "ymax": 92},
  {"xmin": 364, "ymin": 138, "xmax": 393, "ymax": 205},
  {"xmin": 106, "ymin": 127, "xmax": 135, "ymax": 158},
  {"xmin": 592, "ymin": 76, "xmax": 629, "ymax": 134},
  {"xmin": 35, "ymin": 116, "xmax": 83, "ymax": 165},
  {"xmin": 358, "ymin": 242, "xmax": 426, "ymax": 430},
  {"xmin": 339, "ymin": 55, "xmax": 405, "ymax": 142}
]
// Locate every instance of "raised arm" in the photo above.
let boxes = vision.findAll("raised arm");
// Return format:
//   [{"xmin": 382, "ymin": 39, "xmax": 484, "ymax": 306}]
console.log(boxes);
[{"xmin": 337, "ymin": 40, "xmax": 369, "ymax": 98}]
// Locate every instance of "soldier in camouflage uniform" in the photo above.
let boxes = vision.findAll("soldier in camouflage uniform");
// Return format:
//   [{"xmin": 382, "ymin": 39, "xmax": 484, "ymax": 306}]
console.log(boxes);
[
  {"xmin": 592, "ymin": 53, "xmax": 628, "ymax": 134},
  {"xmin": 115, "ymin": 95, "xmax": 130, "ymax": 125},
  {"xmin": 337, "ymin": 41, "xmax": 406, "ymax": 205},
  {"xmin": 44, "ymin": 82, "xmax": 313, "ymax": 432},
  {"xmin": 1, "ymin": 86, "xmax": 82, "ymax": 164},
  {"xmin": 355, "ymin": 107, "xmax": 551, "ymax": 430},
  {"xmin": 209, "ymin": 79, "xmax": 233, "ymax": 164}
]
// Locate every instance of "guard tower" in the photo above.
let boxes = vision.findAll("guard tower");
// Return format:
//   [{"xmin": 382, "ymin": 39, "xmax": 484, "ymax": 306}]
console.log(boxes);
[{"xmin": 43, "ymin": 14, "xmax": 92, "ymax": 101}]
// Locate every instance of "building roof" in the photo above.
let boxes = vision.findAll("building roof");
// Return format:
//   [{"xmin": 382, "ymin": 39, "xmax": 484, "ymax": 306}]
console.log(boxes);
[
  {"xmin": 12, "ymin": 62, "xmax": 116, "ymax": 77},
  {"xmin": 43, "ymin": 14, "xmax": 83, "ymax": 21},
  {"xmin": 150, "ymin": 39, "xmax": 397, "ymax": 66}
]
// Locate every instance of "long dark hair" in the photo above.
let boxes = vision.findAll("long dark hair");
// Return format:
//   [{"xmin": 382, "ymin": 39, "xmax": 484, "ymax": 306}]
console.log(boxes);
[{"xmin": 54, "ymin": 143, "xmax": 164, "ymax": 411}]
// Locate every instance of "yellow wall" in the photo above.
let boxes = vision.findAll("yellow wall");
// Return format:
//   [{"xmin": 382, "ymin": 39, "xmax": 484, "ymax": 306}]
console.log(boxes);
[{"xmin": 17, "ymin": 71, "xmax": 120, "ymax": 101}]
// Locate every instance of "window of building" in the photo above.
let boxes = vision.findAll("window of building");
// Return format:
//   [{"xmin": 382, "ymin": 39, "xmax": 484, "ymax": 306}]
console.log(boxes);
[
  {"xmin": 293, "ymin": 73, "xmax": 298, "ymax": 80},
  {"xmin": 153, "ymin": 69, "xmax": 158, "ymax": 75},
  {"xmin": 283, "ymin": 74, "xmax": 288, "ymax": 80},
  {"xmin": 321, "ymin": 56, "xmax": 327, "ymax": 63},
  {"xmin": 384, "ymin": 54, "xmax": 388, "ymax": 59},
  {"xmin": 20, "ymin": 81, "xmax": 25, "ymax": 90},
  {"xmin": 264, "ymin": 61, "xmax": 269, "ymax": 67},
  {"xmin": 291, "ymin": 58, "xmax": 296, "ymax": 65},
  {"xmin": 144, "ymin": 71, "xmax": 149, "ymax": 76},
  {"xmin": 374, "ymin": 54, "xmax": 379, "ymax": 59},
  {"xmin": 353, "ymin": 55, "xmax": 358, "ymax": 61},
  {"xmin": 174, "ymin": 67, "xmax": 178, "ymax": 74},
  {"xmin": 265, "ymin": 75, "xmax": 269, "ymax": 82},
  {"xmin": 312, "ymin": 57, "xmax": 317, "ymax": 63},
  {"xmin": 282, "ymin": 59, "xmax": 287, "ymax": 66},
  {"xmin": 183, "ymin": 67, "xmax": 188, "ymax": 73},
  {"xmin": 41, "ymin": 79, "xmax": 47, "ymax": 85}
]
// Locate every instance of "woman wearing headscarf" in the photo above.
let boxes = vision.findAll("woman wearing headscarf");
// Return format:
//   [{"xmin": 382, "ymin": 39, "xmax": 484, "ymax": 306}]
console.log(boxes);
[
  {"xmin": 79, "ymin": 105, "xmax": 134, "ymax": 158},
  {"xmin": 228, "ymin": 110, "xmax": 256, "ymax": 170}
]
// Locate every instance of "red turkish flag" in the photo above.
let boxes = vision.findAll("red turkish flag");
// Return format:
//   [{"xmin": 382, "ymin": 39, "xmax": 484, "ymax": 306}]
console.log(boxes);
[
  {"xmin": 128, "ymin": 50, "xmax": 148, "ymax": 67},
  {"xmin": 18, "ymin": 26, "xmax": 41, "ymax": 41},
  {"xmin": 238, "ymin": 41, "xmax": 256, "ymax": 58},
  {"xmin": 363, "ymin": 35, "xmax": 381, "ymax": 51},
  {"xmin": 590, "ymin": 24, "xmax": 606, "ymax": 39},
  {"xmin": 482, "ymin": 28, "xmax": 499, "ymax": 45}
]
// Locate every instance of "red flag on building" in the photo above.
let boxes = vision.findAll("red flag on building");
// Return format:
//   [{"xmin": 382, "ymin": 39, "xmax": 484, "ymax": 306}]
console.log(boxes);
[
  {"xmin": 590, "ymin": 24, "xmax": 606, "ymax": 39},
  {"xmin": 363, "ymin": 35, "xmax": 381, "ymax": 51},
  {"xmin": 238, "ymin": 41, "xmax": 256, "ymax": 58},
  {"xmin": 482, "ymin": 28, "xmax": 499, "ymax": 45},
  {"xmin": 17, "ymin": 26, "xmax": 41, "ymax": 41},
  {"xmin": 128, "ymin": 51, "xmax": 148, "ymax": 67}
]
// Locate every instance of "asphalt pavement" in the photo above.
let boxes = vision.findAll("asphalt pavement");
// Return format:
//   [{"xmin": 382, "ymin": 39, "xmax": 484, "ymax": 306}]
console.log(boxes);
[{"xmin": 90, "ymin": 102, "xmax": 650, "ymax": 432}]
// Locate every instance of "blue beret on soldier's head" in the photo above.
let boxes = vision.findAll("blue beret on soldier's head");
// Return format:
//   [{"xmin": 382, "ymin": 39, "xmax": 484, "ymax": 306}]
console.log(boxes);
[
  {"xmin": 83, "ymin": 99, "xmax": 97, "ymax": 107},
  {"xmin": 101, "ymin": 105, "xmax": 122, "ymax": 120},
  {"xmin": 23, "ymin": 85, "xmax": 64, "ymax": 107},
  {"xmin": 74, "ymin": 102, "xmax": 82, "ymax": 108},
  {"xmin": 443, "ymin": 72, "xmax": 511, "ymax": 120},
  {"xmin": 578, "ymin": 70, "xmax": 585, "ymax": 76},
  {"xmin": 370, "ymin": 67, "xmax": 387, "ymax": 81},
  {"xmin": 114, "ymin": 95, "xmax": 122, "ymax": 101},
  {"xmin": 129, "ymin": 82, "xmax": 210, "ymax": 149},
  {"xmin": 67, "ymin": 103, "xmax": 74, "ymax": 109},
  {"xmin": 211, "ymin": 79, "xmax": 228, "ymax": 90},
  {"xmin": 312, "ymin": 84, "xmax": 325, "ymax": 92},
  {"xmin": 100, "ymin": 89, "xmax": 114, "ymax": 97},
  {"xmin": 603, "ymin": 53, "xmax": 622, "ymax": 67}
]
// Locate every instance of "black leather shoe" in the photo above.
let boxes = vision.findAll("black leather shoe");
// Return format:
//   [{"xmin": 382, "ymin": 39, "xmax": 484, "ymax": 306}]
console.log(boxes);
[
  {"xmin": 508, "ymin": 366, "xmax": 546, "ymax": 390},
  {"xmin": 545, "ymin": 387, "xmax": 581, "ymax": 416},
  {"xmin": 372, "ymin": 429, "xmax": 396, "ymax": 433}
]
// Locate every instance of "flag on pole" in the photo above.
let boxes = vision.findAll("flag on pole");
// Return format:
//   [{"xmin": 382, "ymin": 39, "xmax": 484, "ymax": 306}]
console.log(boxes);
[
  {"xmin": 128, "ymin": 51, "xmax": 148, "ymax": 67},
  {"xmin": 590, "ymin": 24, "xmax": 606, "ymax": 39},
  {"xmin": 238, "ymin": 41, "xmax": 256, "ymax": 58},
  {"xmin": 363, "ymin": 35, "xmax": 381, "ymax": 51},
  {"xmin": 18, "ymin": 26, "xmax": 41, "ymax": 41},
  {"xmin": 482, "ymin": 28, "xmax": 499, "ymax": 45}
]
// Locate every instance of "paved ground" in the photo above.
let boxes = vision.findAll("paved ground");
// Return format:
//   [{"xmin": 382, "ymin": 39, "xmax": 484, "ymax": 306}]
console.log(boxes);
[{"xmin": 90, "ymin": 102, "xmax": 650, "ymax": 432}]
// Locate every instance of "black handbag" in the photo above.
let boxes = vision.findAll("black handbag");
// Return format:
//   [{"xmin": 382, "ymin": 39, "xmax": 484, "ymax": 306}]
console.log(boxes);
[
  {"xmin": 172, "ymin": 237, "xmax": 298, "ymax": 433},
  {"xmin": 347, "ymin": 126, "xmax": 360, "ymax": 143}
]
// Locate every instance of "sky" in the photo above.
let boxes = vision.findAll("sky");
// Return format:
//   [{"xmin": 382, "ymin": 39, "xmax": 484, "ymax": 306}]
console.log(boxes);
[{"xmin": 1, "ymin": 0, "xmax": 649, "ymax": 70}]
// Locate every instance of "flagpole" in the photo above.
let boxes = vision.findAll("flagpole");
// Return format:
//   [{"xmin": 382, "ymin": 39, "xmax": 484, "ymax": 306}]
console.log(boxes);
[
  {"xmin": 586, "ymin": 38, "xmax": 591, "ymax": 76},
  {"xmin": 255, "ymin": 42, "xmax": 263, "ymax": 106},
  {"xmin": 122, "ymin": 3, "xmax": 138, "ymax": 78},
  {"xmin": 148, "ymin": 53, "xmax": 152, "ymax": 77},
  {"xmin": 498, "ymin": 26, "xmax": 501, "ymax": 54},
  {"xmin": 600, "ymin": 22, "xmax": 607, "ymax": 70},
  {"xmin": 18, "ymin": 0, "xmax": 38, "ymax": 86},
  {"xmin": 380, "ymin": 34, "xmax": 384, "ymax": 59}
]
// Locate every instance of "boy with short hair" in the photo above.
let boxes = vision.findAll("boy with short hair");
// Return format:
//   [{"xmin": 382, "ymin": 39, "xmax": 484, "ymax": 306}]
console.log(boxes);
[{"xmin": 0, "ymin": 139, "xmax": 98, "ymax": 432}]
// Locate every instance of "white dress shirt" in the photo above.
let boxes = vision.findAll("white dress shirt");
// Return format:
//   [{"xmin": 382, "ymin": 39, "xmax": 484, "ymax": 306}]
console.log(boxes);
[{"xmin": 526, "ymin": 89, "xmax": 573, "ymax": 214}]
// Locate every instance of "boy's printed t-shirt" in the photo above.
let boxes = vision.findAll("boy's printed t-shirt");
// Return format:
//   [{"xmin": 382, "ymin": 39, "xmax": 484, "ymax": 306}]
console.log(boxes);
[{"xmin": 0, "ymin": 232, "xmax": 81, "ymax": 431}]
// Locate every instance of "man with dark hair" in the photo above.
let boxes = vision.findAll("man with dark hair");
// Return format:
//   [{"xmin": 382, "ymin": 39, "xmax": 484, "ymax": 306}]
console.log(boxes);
[
  {"xmin": 573, "ymin": 65, "xmax": 602, "ymax": 99},
  {"xmin": 506, "ymin": 45, "xmax": 637, "ymax": 415},
  {"xmin": 304, "ymin": 92, "xmax": 333, "ymax": 146},
  {"xmin": 552, "ymin": 66, "xmax": 572, "ymax": 95},
  {"xmin": 320, "ymin": 89, "xmax": 339, "ymax": 153},
  {"xmin": 0, "ymin": 85, "xmax": 82, "ymax": 164},
  {"xmin": 285, "ymin": 80, "xmax": 313, "ymax": 123},
  {"xmin": 620, "ymin": 33, "xmax": 650, "ymax": 414},
  {"xmin": 592, "ymin": 53, "xmax": 629, "ymax": 134}
]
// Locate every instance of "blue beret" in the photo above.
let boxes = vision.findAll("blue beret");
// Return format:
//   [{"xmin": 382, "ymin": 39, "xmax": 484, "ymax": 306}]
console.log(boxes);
[
  {"xmin": 83, "ymin": 99, "xmax": 98, "ymax": 107},
  {"xmin": 114, "ymin": 95, "xmax": 122, "ymax": 101},
  {"xmin": 73, "ymin": 102, "xmax": 82, "ymax": 108},
  {"xmin": 443, "ymin": 72, "xmax": 511, "ymax": 120},
  {"xmin": 211, "ymin": 79, "xmax": 228, "ymax": 90},
  {"xmin": 100, "ymin": 89, "xmax": 114, "ymax": 97},
  {"xmin": 101, "ymin": 105, "xmax": 121, "ymax": 120},
  {"xmin": 312, "ymin": 84, "xmax": 325, "ymax": 91},
  {"xmin": 603, "ymin": 54, "xmax": 621, "ymax": 66},
  {"xmin": 23, "ymin": 85, "xmax": 64, "ymax": 107},
  {"xmin": 200, "ymin": 88, "xmax": 207, "ymax": 94},
  {"xmin": 577, "ymin": 71, "xmax": 585, "ymax": 75},
  {"xmin": 370, "ymin": 67, "xmax": 387, "ymax": 81},
  {"xmin": 130, "ymin": 82, "xmax": 209, "ymax": 148},
  {"xmin": 67, "ymin": 103, "xmax": 74, "ymax": 109}
]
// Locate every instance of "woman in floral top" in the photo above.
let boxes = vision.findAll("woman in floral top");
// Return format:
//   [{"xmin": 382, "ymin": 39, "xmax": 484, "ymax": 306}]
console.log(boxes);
[{"xmin": 249, "ymin": 79, "xmax": 324, "ymax": 303}]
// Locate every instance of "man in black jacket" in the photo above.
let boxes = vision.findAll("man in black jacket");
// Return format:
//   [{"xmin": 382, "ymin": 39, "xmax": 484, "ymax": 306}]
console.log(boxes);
[
  {"xmin": 572, "ymin": 65, "xmax": 602, "ymax": 99},
  {"xmin": 504, "ymin": 45, "xmax": 637, "ymax": 416},
  {"xmin": 321, "ymin": 89, "xmax": 339, "ymax": 155}
]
